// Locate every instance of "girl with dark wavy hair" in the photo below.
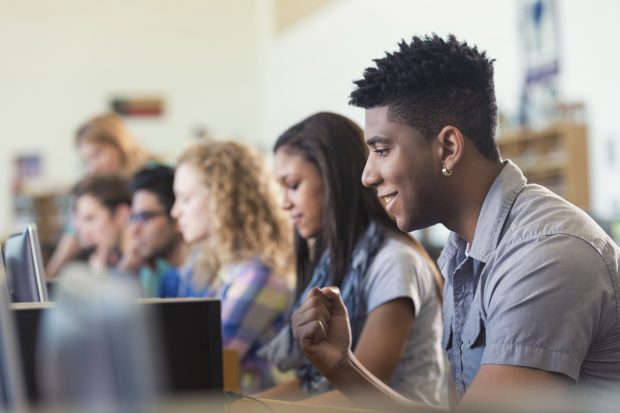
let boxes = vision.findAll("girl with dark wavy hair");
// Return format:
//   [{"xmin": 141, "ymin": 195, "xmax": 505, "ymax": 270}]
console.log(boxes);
[{"xmin": 258, "ymin": 112, "xmax": 445, "ymax": 406}]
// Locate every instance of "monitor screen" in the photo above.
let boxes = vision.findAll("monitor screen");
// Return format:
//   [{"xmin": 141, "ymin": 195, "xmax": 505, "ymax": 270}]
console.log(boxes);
[
  {"xmin": 4, "ymin": 224, "xmax": 48, "ymax": 303},
  {"xmin": 0, "ymin": 248, "xmax": 27, "ymax": 411},
  {"xmin": 12, "ymin": 298, "xmax": 223, "ymax": 404}
]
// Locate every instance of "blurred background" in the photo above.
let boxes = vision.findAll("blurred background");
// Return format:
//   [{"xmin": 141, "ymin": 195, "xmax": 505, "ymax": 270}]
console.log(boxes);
[{"xmin": 1, "ymin": 0, "xmax": 619, "ymax": 258}]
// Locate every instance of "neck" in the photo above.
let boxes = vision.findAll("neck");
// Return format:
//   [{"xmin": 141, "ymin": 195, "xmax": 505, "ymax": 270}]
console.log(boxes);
[{"xmin": 443, "ymin": 159, "xmax": 504, "ymax": 243}]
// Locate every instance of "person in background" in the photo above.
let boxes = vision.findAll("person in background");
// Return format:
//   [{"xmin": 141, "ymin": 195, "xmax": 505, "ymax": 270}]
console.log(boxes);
[
  {"xmin": 257, "ymin": 112, "xmax": 444, "ymax": 406},
  {"xmin": 291, "ymin": 34, "xmax": 620, "ymax": 411},
  {"xmin": 71, "ymin": 174, "xmax": 131, "ymax": 274},
  {"xmin": 46, "ymin": 113, "xmax": 155, "ymax": 279},
  {"xmin": 117, "ymin": 165, "xmax": 188, "ymax": 297},
  {"xmin": 171, "ymin": 140, "xmax": 293, "ymax": 392},
  {"xmin": 75, "ymin": 113, "xmax": 151, "ymax": 177}
]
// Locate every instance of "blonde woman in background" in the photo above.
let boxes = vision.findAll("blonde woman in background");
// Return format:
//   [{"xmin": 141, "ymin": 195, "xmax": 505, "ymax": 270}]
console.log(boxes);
[
  {"xmin": 46, "ymin": 113, "xmax": 155, "ymax": 278},
  {"xmin": 171, "ymin": 140, "xmax": 293, "ymax": 392},
  {"xmin": 75, "ymin": 113, "xmax": 151, "ymax": 177}
]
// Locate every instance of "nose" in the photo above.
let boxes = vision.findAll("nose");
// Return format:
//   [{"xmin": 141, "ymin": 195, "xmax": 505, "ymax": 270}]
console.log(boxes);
[
  {"xmin": 361, "ymin": 156, "xmax": 381, "ymax": 188},
  {"xmin": 280, "ymin": 190, "xmax": 293, "ymax": 211},
  {"xmin": 171, "ymin": 201, "xmax": 180, "ymax": 219},
  {"xmin": 128, "ymin": 221, "xmax": 140, "ymax": 235}
]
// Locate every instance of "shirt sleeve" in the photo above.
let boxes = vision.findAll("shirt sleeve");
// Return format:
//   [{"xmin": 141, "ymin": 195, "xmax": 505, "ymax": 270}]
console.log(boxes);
[
  {"xmin": 481, "ymin": 234, "xmax": 617, "ymax": 380},
  {"xmin": 159, "ymin": 267, "xmax": 181, "ymax": 298},
  {"xmin": 364, "ymin": 237, "xmax": 435, "ymax": 317},
  {"xmin": 220, "ymin": 262, "xmax": 289, "ymax": 359}
]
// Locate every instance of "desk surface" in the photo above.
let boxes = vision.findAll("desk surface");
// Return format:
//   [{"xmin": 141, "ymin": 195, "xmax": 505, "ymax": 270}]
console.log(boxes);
[{"xmin": 29, "ymin": 397, "xmax": 392, "ymax": 413}]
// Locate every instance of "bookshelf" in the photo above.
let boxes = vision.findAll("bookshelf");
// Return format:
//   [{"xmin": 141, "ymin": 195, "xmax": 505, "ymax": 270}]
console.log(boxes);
[
  {"xmin": 11, "ymin": 189, "xmax": 71, "ymax": 262},
  {"xmin": 497, "ymin": 122, "xmax": 589, "ymax": 211}
]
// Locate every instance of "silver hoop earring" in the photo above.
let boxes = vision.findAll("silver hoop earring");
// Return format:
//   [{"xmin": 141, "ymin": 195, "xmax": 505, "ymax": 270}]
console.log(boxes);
[{"xmin": 442, "ymin": 166, "xmax": 452, "ymax": 177}]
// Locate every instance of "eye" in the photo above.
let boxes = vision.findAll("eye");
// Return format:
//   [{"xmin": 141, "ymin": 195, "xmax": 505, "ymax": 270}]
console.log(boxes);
[
  {"xmin": 373, "ymin": 147, "xmax": 391, "ymax": 157},
  {"xmin": 285, "ymin": 180, "xmax": 299, "ymax": 190}
]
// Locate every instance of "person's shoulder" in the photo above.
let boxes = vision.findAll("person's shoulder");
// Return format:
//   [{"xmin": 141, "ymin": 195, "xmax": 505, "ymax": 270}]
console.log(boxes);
[
  {"xmin": 373, "ymin": 234, "xmax": 427, "ymax": 267},
  {"xmin": 231, "ymin": 257, "xmax": 289, "ymax": 290},
  {"xmin": 367, "ymin": 234, "xmax": 435, "ymax": 286},
  {"xmin": 506, "ymin": 184, "xmax": 612, "ymax": 251},
  {"xmin": 489, "ymin": 221, "xmax": 619, "ymax": 300}
]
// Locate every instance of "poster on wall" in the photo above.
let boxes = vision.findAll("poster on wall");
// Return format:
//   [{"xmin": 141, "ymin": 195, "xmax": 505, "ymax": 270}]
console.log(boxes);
[
  {"xmin": 110, "ymin": 96, "xmax": 165, "ymax": 118},
  {"xmin": 519, "ymin": 0, "xmax": 561, "ymax": 128},
  {"xmin": 12, "ymin": 153, "xmax": 42, "ymax": 195}
]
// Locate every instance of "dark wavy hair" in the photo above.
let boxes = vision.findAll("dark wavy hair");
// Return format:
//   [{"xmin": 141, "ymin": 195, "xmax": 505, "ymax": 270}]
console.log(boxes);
[
  {"xmin": 274, "ymin": 112, "xmax": 442, "ymax": 299},
  {"xmin": 350, "ymin": 34, "xmax": 500, "ymax": 161}
]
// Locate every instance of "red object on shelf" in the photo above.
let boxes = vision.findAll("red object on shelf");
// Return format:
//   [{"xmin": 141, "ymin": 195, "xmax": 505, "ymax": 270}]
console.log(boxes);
[{"xmin": 111, "ymin": 97, "xmax": 165, "ymax": 117}]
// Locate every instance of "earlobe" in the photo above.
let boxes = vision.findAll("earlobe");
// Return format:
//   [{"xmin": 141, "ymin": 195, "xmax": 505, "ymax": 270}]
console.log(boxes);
[{"xmin": 437, "ymin": 126, "xmax": 464, "ymax": 173}]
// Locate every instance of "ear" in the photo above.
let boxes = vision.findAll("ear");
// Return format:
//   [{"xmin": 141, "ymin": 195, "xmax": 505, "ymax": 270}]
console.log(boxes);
[
  {"xmin": 113, "ymin": 204, "xmax": 131, "ymax": 226},
  {"xmin": 437, "ymin": 126, "xmax": 465, "ymax": 173}
]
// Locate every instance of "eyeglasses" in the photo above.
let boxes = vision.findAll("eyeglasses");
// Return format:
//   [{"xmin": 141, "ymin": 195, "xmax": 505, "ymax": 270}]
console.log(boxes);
[{"xmin": 128, "ymin": 210, "xmax": 168, "ymax": 224}]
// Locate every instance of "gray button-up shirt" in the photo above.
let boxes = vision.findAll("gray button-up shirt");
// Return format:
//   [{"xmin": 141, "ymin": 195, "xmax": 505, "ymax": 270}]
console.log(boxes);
[{"xmin": 439, "ymin": 160, "xmax": 620, "ymax": 399}]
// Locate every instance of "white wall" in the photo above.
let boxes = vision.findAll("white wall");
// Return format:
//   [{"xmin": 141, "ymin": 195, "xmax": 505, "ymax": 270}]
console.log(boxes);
[
  {"xmin": 0, "ymin": 0, "xmax": 264, "ymax": 233},
  {"xmin": 264, "ymin": 0, "xmax": 521, "ymax": 141},
  {"xmin": 265, "ymin": 0, "xmax": 620, "ymax": 219},
  {"xmin": 0, "ymin": 0, "xmax": 619, "ymax": 235},
  {"xmin": 560, "ymin": 0, "xmax": 620, "ymax": 217}
]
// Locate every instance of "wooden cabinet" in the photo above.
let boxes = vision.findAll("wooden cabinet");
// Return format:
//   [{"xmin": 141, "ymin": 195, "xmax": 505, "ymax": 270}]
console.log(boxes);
[{"xmin": 497, "ymin": 122, "xmax": 589, "ymax": 210}]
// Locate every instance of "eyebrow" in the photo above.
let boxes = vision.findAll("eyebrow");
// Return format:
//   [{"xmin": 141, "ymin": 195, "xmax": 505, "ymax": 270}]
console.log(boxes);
[
  {"xmin": 365, "ymin": 136, "xmax": 392, "ymax": 146},
  {"xmin": 277, "ymin": 173, "xmax": 294, "ymax": 182}
]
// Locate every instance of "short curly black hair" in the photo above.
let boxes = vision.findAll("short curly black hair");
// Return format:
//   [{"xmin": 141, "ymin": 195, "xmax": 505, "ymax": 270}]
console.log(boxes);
[
  {"xmin": 350, "ymin": 34, "xmax": 500, "ymax": 161},
  {"xmin": 129, "ymin": 164, "xmax": 175, "ymax": 215}
]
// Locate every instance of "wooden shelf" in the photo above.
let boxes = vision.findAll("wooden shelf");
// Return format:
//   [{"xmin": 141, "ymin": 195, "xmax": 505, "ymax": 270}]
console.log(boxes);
[{"xmin": 498, "ymin": 122, "xmax": 589, "ymax": 210}]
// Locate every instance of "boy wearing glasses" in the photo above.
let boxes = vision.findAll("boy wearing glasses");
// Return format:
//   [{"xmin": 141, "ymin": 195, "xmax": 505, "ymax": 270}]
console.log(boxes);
[{"xmin": 120, "ymin": 165, "xmax": 188, "ymax": 297}]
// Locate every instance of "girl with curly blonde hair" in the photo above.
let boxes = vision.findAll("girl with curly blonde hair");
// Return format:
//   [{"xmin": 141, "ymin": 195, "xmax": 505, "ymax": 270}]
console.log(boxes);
[{"xmin": 171, "ymin": 140, "xmax": 293, "ymax": 391}]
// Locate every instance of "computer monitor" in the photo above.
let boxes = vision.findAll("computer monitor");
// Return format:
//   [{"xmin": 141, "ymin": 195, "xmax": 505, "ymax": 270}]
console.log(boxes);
[
  {"xmin": 12, "ymin": 298, "xmax": 223, "ymax": 404},
  {"xmin": 0, "ymin": 248, "xmax": 27, "ymax": 412},
  {"xmin": 4, "ymin": 224, "xmax": 48, "ymax": 303}
]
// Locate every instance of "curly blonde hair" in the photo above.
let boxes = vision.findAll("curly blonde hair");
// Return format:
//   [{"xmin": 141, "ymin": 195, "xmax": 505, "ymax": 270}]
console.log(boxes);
[
  {"xmin": 75, "ymin": 113, "xmax": 153, "ymax": 177},
  {"xmin": 179, "ymin": 140, "xmax": 293, "ymax": 289}
]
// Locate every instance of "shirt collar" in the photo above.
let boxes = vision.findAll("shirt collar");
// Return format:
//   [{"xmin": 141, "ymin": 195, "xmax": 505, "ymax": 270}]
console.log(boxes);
[
  {"xmin": 438, "ymin": 160, "xmax": 527, "ymax": 266},
  {"xmin": 154, "ymin": 258, "xmax": 173, "ymax": 273}
]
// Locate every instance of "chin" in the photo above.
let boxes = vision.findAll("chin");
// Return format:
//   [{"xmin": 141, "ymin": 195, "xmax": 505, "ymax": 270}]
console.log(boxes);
[
  {"xmin": 395, "ymin": 215, "xmax": 420, "ymax": 233},
  {"xmin": 391, "ymin": 212, "xmax": 407, "ymax": 231},
  {"xmin": 395, "ymin": 220, "xmax": 413, "ymax": 232},
  {"xmin": 181, "ymin": 233, "xmax": 196, "ymax": 243},
  {"xmin": 296, "ymin": 227, "xmax": 316, "ymax": 240}
]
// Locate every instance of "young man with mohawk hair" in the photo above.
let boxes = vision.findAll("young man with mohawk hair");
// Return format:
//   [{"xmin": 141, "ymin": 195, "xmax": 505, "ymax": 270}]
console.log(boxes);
[{"xmin": 291, "ymin": 34, "xmax": 620, "ymax": 410}]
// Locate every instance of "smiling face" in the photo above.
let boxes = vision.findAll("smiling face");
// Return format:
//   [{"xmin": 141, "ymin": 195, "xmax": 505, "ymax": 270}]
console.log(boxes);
[
  {"xmin": 273, "ymin": 149, "xmax": 325, "ymax": 239},
  {"xmin": 361, "ymin": 106, "xmax": 442, "ymax": 232},
  {"xmin": 171, "ymin": 162, "xmax": 211, "ymax": 244}
]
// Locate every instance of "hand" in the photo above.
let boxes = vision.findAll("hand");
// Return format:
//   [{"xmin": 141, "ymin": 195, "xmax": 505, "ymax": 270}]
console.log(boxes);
[
  {"xmin": 88, "ymin": 246, "xmax": 111, "ymax": 274},
  {"xmin": 116, "ymin": 237, "xmax": 143, "ymax": 274},
  {"xmin": 291, "ymin": 287, "xmax": 352, "ymax": 376}
]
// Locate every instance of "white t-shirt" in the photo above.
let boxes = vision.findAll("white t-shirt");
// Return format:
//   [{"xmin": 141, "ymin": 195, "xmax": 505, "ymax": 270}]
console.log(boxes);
[{"xmin": 359, "ymin": 235, "xmax": 445, "ymax": 406}]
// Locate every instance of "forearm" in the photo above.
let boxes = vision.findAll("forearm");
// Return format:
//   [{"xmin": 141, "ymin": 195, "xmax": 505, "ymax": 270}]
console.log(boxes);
[
  {"xmin": 325, "ymin": 352, "xmax": 445, "ymax": 412},
  {"xmin": 46, "ymin": 234, "xmax": 80, "ymax": 278}
]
